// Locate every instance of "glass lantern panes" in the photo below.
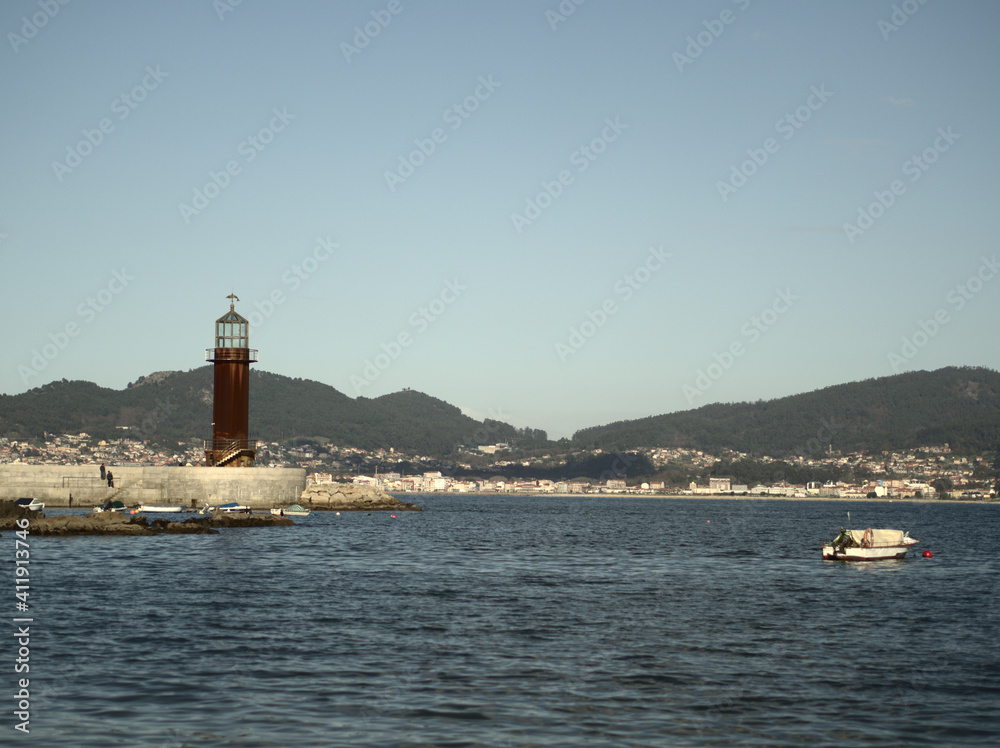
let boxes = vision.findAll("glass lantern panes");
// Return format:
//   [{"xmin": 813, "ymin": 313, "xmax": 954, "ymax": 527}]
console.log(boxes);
[{"xmin": 215, "ymin": 310, "xmax": 248, "ymax": 348}]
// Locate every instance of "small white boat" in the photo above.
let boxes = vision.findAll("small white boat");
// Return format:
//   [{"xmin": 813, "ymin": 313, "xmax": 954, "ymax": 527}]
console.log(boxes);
[
  {"xmin": 271, "ymin": 504, "xmax": 310, "ymax": 517},
  {"xmin": 137, "ymin": 505, "xmax": 184, "ymax": 513},
  {"xmin": 822, "ymin": 527, "xmax": 919, "ymax": 561},
  {"xmin": 218, "ymin": 502, "xmax": 251, "ymax": 513},
  {"xmin": 15, "ymin": 497, "xmax": 45, "ymax": 511},
  {"xmin": 94, "ymin": 500, "xmax": 127, "ymax": 513}
]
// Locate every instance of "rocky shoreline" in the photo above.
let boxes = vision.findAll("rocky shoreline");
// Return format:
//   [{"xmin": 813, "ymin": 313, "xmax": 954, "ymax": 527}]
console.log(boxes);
[
  {"xmin": 300, "ymin": 483, "xmax": 422, "ymax": 512},
  {"xmin": 0, "ymin": 483, "xmax": 420, "ymax": 537},
  {"xmin": 0, "ymin": 501, "xmax": 295, "ymax": 536}
]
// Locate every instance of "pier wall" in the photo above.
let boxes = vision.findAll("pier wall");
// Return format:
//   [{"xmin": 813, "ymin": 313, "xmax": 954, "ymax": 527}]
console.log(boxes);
[{"xmin": 0, "ymin": 464, "xmax": 307, "ymax": 508}]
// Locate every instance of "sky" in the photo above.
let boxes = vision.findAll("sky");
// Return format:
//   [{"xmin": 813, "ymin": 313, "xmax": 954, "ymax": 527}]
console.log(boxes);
[{"xmin": 2, "ymin": 0, "xmax": 999, "ymax": 440}]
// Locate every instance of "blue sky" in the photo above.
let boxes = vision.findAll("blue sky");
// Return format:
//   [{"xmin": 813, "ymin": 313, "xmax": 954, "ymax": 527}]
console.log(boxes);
[{"xmin": 2, "ymin": 0, "xmax": 998, "ymax": 439}]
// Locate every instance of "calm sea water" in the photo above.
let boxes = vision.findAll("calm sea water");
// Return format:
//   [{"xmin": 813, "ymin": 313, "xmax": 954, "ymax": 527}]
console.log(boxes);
[{"xmin": 10, "ymin": 497, "xmax": 1000, "ymax": 747}]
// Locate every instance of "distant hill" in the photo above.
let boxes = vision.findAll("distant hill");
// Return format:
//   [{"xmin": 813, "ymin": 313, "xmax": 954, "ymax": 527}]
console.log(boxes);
[
  {"xmin": 571, "ymin": 367, "xmax": 1000, "ymax": 456},
  {"xmin": 4, "ymin": 366, "xmax": 999, "ymax": 459},
  {"xmin": 0, "ymin": 368, "xmax": 528, "ymax": 454}
]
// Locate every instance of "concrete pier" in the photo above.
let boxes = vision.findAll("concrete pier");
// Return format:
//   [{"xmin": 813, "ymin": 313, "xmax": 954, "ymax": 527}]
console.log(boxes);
[{"xmin": 0, "ymin": 464, "xmax": 307, "ymax": 508}]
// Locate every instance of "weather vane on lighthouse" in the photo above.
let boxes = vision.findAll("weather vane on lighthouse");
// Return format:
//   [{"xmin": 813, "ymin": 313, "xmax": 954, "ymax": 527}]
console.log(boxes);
[{"xmin": 205, "ymin": 293, "xmax": 258, "ymax": 467}]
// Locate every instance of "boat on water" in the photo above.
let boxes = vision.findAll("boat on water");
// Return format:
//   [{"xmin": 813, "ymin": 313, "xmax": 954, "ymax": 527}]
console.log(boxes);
[
  {"xmin": 822, "ymin": 527, "xmax": 919, "ymax": 561},
  {"xmin": 198, "ymin": 502, "xmax": 250, "ymax": 513},
  {"xmin": 218, "ymin": 502, "xmax": 251, "ymax": 513},
  {"xmin": 137, "ymin": 505, "xmax": 184, "ymax": 513},
  {"xmin": 15, "ymin": 497, "xmax": 45, "ymax": 511},
  {"xmin": 94, "ymin": 500, "xmax": 127, "ymax": 513},
  {"xmin": 271, "ymin": 504, "xmax": 310, "ymax": 517}
]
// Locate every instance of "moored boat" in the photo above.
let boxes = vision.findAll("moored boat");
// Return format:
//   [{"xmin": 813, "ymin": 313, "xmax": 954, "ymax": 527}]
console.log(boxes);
[
  {"xmin": 137, "ymin": 504, "xmax": 183, "ymax": 513},
  {"xmin": 822, "ymin": 527, "xmax": 919, "ymax": 561},
  {"xmin": 271, "ymin": 503, "xmax": 310, "ymax": 517},
  {"xmin": 15, "ymin": 497, "xmax": 44, "ymax": 511},
  {"xmin": 219, "ymin": 502, "xmax": 251, "ymax": 513},
  {"xmin": 94, "ymin": 500, "xmax": 127, "ymax": 513}
]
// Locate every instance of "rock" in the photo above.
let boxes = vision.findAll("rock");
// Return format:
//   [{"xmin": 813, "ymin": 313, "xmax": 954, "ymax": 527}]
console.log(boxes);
[
  {"xmin": 204, "ymin": 512, "xmax": 295, "ymax": 528},
  {"xmin": 2, "ymin": 509, "xmax": 295, "ymax": 536},
  {"xmin": 149, "ymin": 517, "xmax": 218, "ymax": 534},
  {"xmin": 26, "ymin": 513, "xmax": 156, "ymax": 536},
  {"xmin": 0, "ymin": 499, "xmax": 41, "ymax": 530},
  {"xmin": 299, "ymin": 483, "xmax": 421, "ymax": 511},
  {"xmin": 0, "ymin": 500, "xmax": 36, "ymax": 518}
]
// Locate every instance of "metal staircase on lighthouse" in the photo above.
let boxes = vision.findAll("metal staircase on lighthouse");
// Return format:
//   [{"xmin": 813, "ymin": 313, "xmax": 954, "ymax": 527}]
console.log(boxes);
[
  {"xmin": 204, "ymin": 294, "xmax": 258, "ymax": 467},
  {"xmin": 214, "ymin": 442, "xmax": 243, "ymax": 467}
]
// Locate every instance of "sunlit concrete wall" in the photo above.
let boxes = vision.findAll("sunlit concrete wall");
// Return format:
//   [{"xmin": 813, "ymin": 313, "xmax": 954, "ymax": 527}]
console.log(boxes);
[{"xmin": 0, "ymin": 464, "xmax": 307, "ymax": 507}]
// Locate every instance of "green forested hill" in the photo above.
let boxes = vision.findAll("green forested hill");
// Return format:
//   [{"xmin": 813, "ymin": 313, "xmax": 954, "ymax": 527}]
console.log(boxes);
[
  {"xmin": 4, "ymin": 366, "xmax": 999, "ymax": 458},
  {"xmin": 0, "ymin": 368, "xmax": 526, "ymax": 454},
  {"xmin": 571, "ymin": 367, "xmax": 1000, "ymax": 456}
]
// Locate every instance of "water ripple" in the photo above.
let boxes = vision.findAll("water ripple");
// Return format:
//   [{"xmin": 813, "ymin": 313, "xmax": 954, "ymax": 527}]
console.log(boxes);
[{"xmin": 19, "ymin": 498, "xmax": 1000, "ymax": 746}]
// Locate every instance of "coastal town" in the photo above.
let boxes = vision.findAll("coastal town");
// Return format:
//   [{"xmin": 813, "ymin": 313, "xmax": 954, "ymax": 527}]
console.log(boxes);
[{"xmin": 1, "ymin": 431, "xmax": 995, "ymax": 500}]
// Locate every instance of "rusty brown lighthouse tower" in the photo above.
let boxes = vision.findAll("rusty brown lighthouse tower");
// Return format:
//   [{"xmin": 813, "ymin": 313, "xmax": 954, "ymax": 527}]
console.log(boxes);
[{"xmin": 205, "ymin": 294, "xmax": 258, "ymax": 467}]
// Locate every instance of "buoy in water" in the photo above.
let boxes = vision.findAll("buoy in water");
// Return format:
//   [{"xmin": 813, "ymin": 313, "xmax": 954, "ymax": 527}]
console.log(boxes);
[
  {"xmin": 922, "ymin": 550, "xmax": 933, "ymax": 558},
  {"xmin": 391, "ymin": 514, "xmax": 397, "ymax": 518}
]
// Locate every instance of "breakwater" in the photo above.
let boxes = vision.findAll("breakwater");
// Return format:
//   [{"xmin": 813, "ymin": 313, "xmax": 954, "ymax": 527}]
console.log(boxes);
[{"xmin": 0, "ymin": 464, "xmax": 306, "ymax": 508}]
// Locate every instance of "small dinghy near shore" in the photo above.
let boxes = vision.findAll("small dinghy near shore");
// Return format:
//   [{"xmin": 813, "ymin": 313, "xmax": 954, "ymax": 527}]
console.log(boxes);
[
  {"xmin": 218, "ymin": 502, "xmax": 251, "ymax": 513},
  {"xmin": 196, "ymin": 502, "xmax": 251, "ymax": 514},
  {"xmin": 822, "ymin": 527, "xmax": 919, "ymax": 561},
  {"xmin": 94, "ymin": 500, "xmax": 127, "ymax": 513},
  {"xmin": 271, "ymin": 503, "xmax": 310, "ymax": 517}
]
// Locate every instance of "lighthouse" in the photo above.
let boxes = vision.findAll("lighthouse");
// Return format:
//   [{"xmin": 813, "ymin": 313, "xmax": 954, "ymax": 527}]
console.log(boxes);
[{"xmin": 205, "ymin": 294, "xmax": 258, "ymax": 467}]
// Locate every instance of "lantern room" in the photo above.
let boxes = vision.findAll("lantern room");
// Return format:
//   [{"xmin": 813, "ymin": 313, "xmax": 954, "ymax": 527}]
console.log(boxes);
[{"xmin": 215, "ymin": 307, "xmax": 249, "ymax": 349}]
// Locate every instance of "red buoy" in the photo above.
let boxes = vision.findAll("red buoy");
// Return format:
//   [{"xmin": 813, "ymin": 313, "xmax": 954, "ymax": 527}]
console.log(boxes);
[{"xmin": 922, "ymin": 550, "xmax": 933, "ymax": 558}]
